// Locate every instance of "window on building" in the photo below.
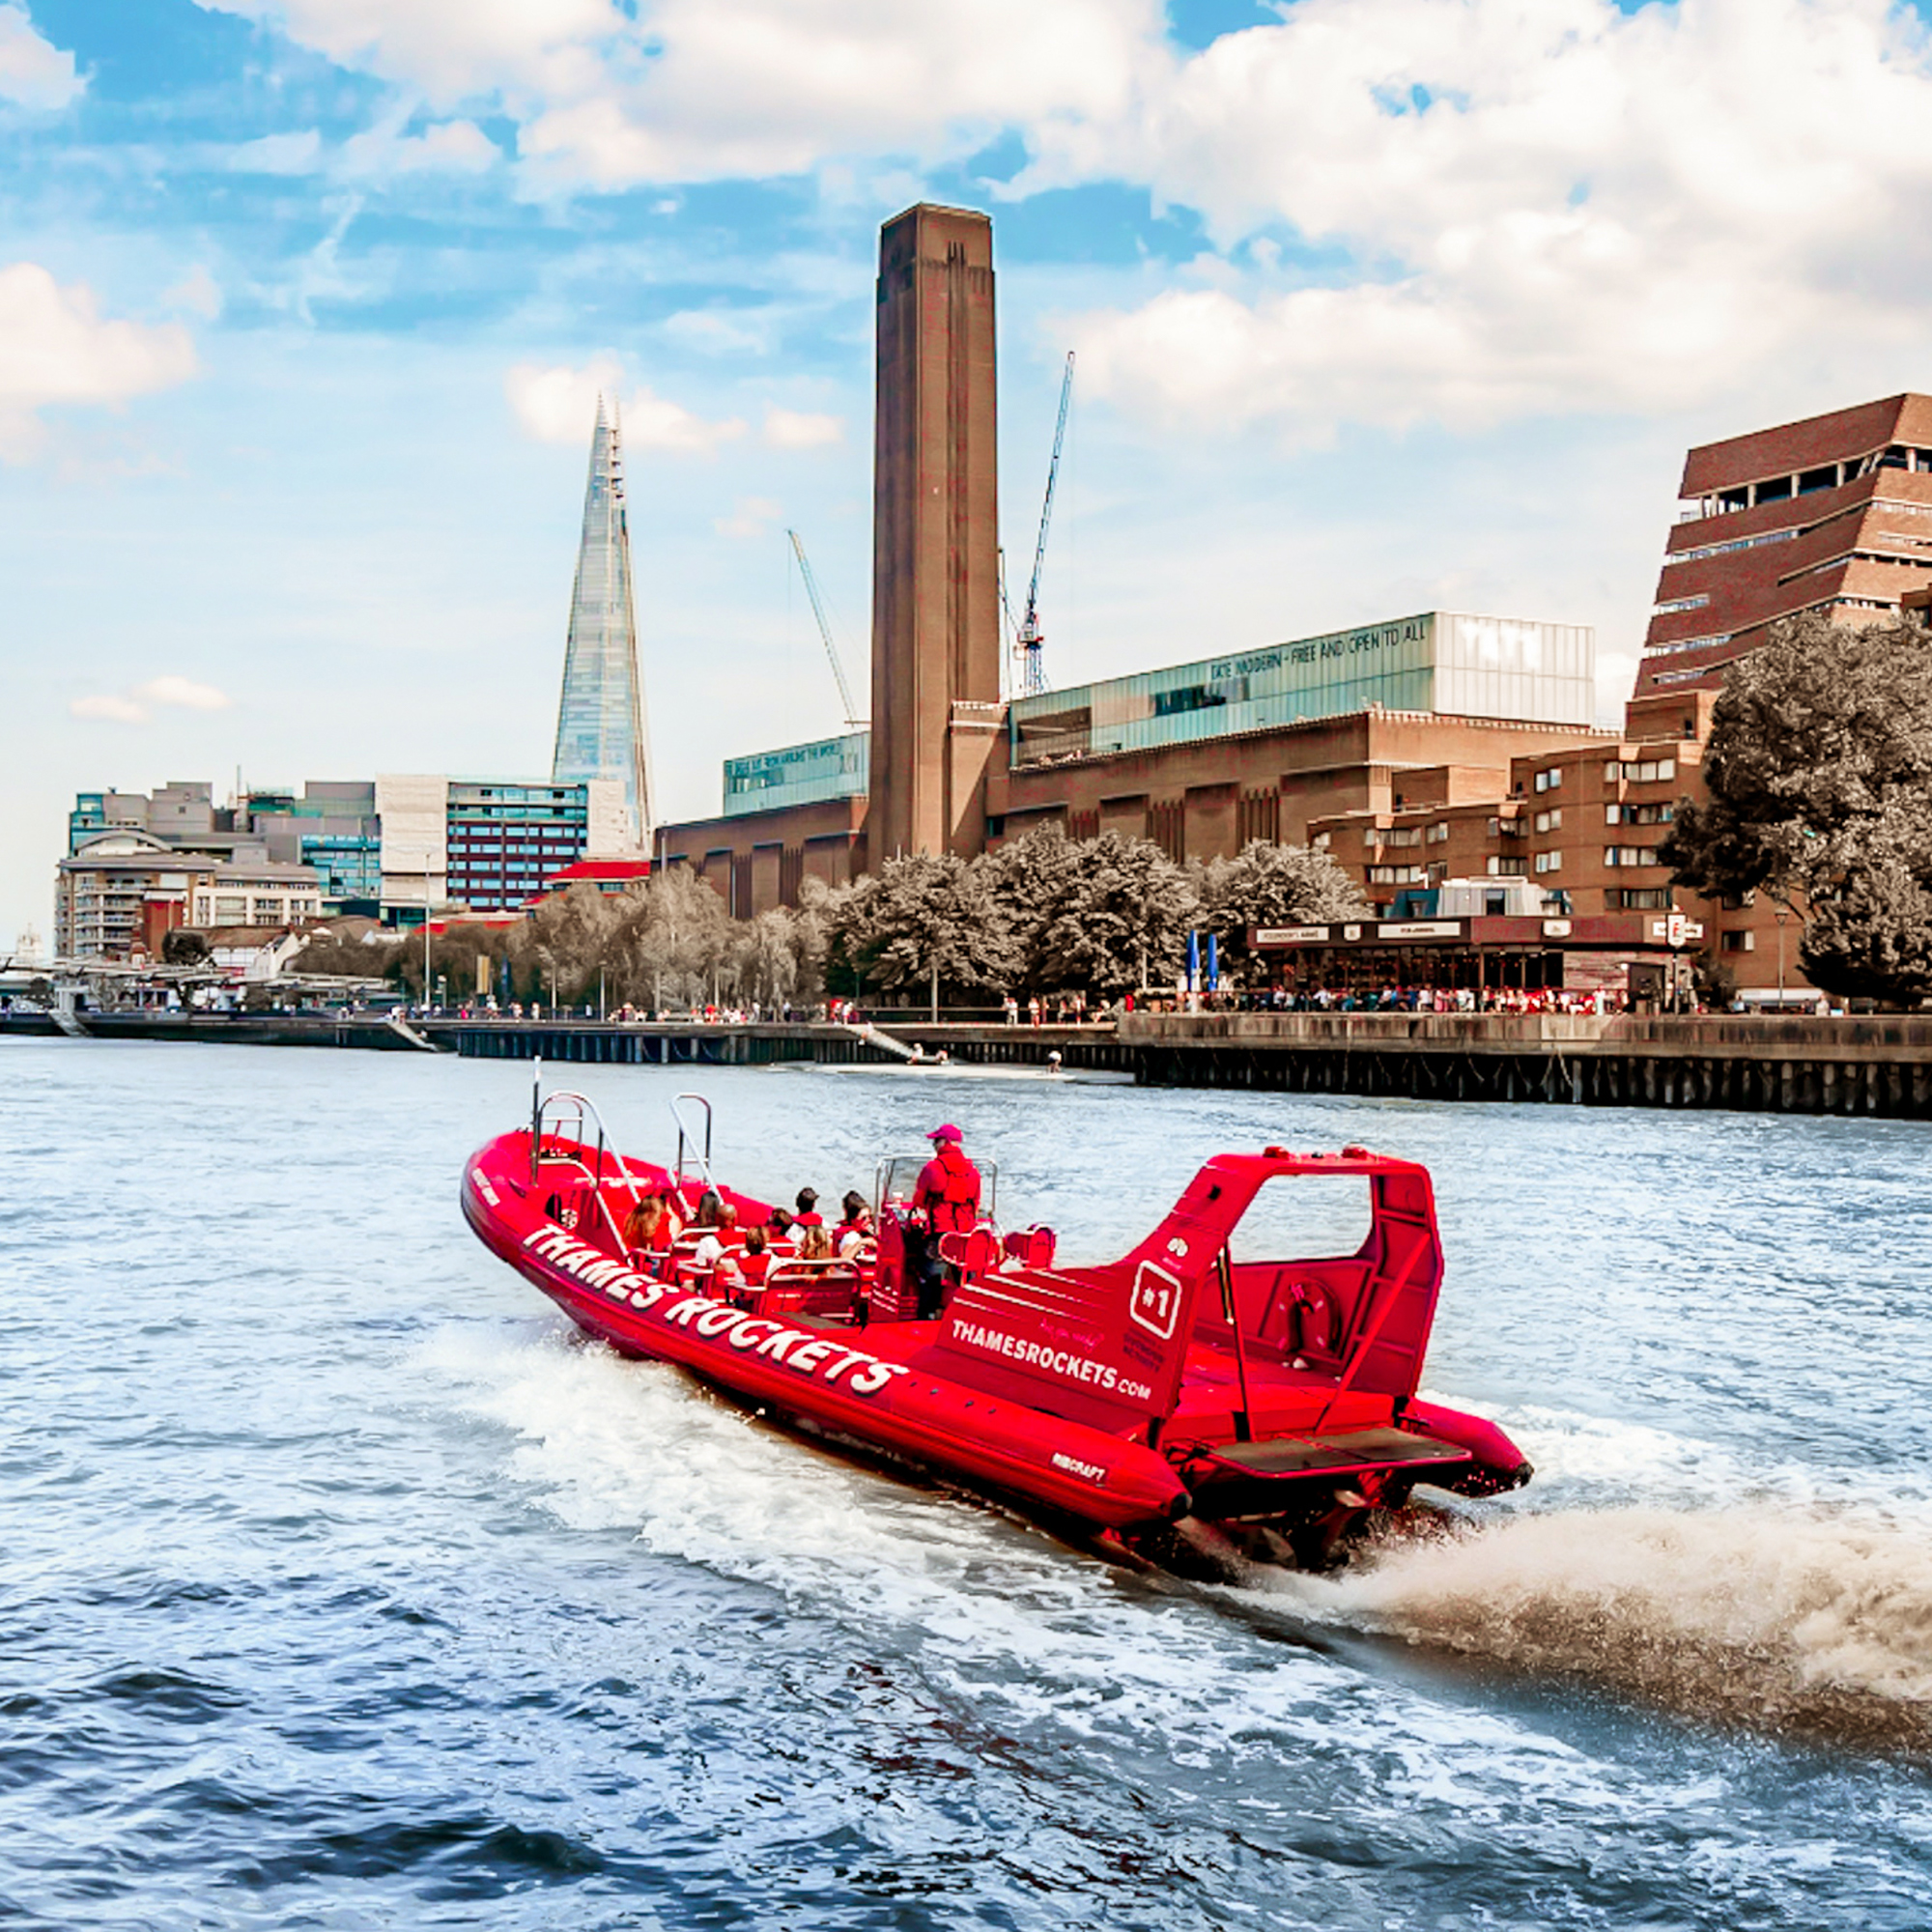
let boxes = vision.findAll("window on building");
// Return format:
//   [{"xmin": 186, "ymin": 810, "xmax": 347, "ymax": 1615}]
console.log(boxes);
[
  {"xmin": 1720, "ymin": 930, "xmax": 1756, "ymax": 952},
  {"xmin": 1312, "ymin": 831, "xmax": 1331, "ymax": 850},
  {"xmin": 1533, "ymin": 767, "xmax": 1564, "ymax": 793},
  {"xmin": 1605, "ymin": 845, "xmax": 1661, "ymax": 867},
  {"xmin": 1368, "ymin": 865, "xmax": 1425, "ymax": 886},
  {"xmin": 1487, "ymin": 856, "xmax": 1527, "ymax": 877},
  {"xmin": 1533, "ymin": 809, "xmax": 1562, "ymax": 833},
  {"xmin": 1362, "ymin": 827, "xmax": 1380, "ymax": 847},
  {"xmin": 1427, "ymin": 821, "xmax": 1450, "ymax": 843},
  {"xmin": 1615, "ymin": 888, "xmax": 1672, "ymax": 911},
  {"xmin": 1386, "ymin": 827, "xmax": 1421, "ymax": 849},
  {"xmin": 1719, "ymin": 891, "xmax": 1757, "ymax": 910},
  {"xmin": 1534, "ymin": 850, "xmax": 1562, "ymax": 873}
]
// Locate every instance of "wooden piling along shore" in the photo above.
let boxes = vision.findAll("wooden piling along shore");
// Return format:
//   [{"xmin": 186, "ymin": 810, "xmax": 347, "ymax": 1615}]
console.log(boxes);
[
  {"xmin": 1117, "ymin": 1011, "xmax": 1932, "ymax": 1119},
  {"xmin": 7, "ymin": 1009, "xmax": 1930, "ymax": 1118}
]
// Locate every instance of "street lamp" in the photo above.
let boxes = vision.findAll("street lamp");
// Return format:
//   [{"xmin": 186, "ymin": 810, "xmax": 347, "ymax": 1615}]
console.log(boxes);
[{"xmin": 1774, "ymin": 904, "xmax": 1789, "ymax": 1009}]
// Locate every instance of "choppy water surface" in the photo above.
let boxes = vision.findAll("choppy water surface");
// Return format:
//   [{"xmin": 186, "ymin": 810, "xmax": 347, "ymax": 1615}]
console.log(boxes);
[{"xmin": 4, "ymin": 1041, "xmax": 1930, "ymax": 1929}]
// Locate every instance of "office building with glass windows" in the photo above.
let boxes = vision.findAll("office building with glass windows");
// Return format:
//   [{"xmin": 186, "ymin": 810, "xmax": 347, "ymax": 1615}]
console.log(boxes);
[
  {"xmin": 375, "ymin": 774, "xmax": 632, "ymax": 920},
  {"xmin": 552, "ymin": 399, "xmax": 652, "ymax": 850}
]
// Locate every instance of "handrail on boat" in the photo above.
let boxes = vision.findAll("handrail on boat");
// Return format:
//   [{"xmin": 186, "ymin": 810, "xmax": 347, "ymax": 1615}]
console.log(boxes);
[
  {"xmin": 526, "ymin": 1058, "xmax": 646, "ymax": 1254},
  {"xmin": 670, "ymin": 1093, "xmax": 714, "ymax": 1202}
]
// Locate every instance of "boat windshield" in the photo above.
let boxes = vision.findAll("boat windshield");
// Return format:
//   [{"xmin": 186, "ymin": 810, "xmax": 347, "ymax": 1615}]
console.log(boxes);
[
  {"xmin": 874, "ymin": 1153, "xmax": 999, "ymax": 1218},
  {"xmin": 1226, "ymin": 1176, "xmax": 1373, "ymax": 1267}
]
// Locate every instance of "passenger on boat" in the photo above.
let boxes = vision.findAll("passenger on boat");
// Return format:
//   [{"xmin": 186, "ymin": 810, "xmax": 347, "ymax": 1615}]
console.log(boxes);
[
  {"xmin": 835, "ymin": 1190, "xmax": 872, "ymax": 1256},
  {"xmin": 793, "ymin": 1187, "xmax": 823, "ymax": 1229},
  {"xmin": 734, "ymin": 1226, "xmax": 772, "ymax": 1293},
  {"xmin": 766, "ymin": 1207, "xmax": 795, "ymax": 1243},
  {"xmin": 692, "ymin": 1188, "xmax": 724, "ymax": 1228},
  {"xmin": 797, "ymin": 1223, "xmax": 834, "ymax": 1262},
  {"xmin": 694, "ymin": 1204, "xmax": 741, "ymax": 1269},
  {"xmin": 621, "ymin": 1194, "xmax": 670, "ymax": 1259}
]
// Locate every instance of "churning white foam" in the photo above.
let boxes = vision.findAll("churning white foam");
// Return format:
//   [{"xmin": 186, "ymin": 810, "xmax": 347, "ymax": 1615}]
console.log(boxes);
[{"xmin": 1274, "ymin": 1503, "xmax": 1932, "ymax": 1750}]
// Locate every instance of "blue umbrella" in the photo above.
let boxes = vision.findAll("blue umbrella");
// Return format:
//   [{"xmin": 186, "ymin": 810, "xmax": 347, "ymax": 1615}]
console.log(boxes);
[
  {"xmin": 1186, "ymin": 928, "xmax": 1201, "ymax": 993},
  {"xmin": 1206, "ymin": 932, "xmax": 1219, "ymax": 992}
]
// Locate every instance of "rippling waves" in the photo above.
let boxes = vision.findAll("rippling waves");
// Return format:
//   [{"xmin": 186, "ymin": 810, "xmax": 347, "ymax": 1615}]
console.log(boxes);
[{"xmin": 3, "ymin": 1040, "xmax": 1930, "ymax": 1929}]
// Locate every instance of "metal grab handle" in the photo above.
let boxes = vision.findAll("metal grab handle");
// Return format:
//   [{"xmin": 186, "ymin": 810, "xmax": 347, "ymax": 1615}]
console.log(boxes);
[{"xmin": 670, "ymin": 1093, "xmax": 714, "ymax": 1201}]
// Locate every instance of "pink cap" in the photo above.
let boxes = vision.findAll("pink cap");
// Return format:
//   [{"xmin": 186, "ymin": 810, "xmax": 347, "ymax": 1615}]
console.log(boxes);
[{"xmin": 927, "ymin": 1122, "xmax": 963, "ymax": 1143}]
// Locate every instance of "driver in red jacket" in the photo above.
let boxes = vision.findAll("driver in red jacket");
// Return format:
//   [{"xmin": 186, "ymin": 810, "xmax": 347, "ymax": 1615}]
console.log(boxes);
[
  {"xmin": 915, "ymin": 1123, "xmax": 980, "ymax": 1234},
  {"xmin": 909, "ymin": 1122, "xmax": 980, "ymax": 1319}
]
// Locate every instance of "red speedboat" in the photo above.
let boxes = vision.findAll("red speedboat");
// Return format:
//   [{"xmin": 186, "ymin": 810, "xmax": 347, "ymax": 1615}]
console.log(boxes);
[{"xmin": 462, "ymin": 1086, "xmax": 1530, "ymax": 1573}]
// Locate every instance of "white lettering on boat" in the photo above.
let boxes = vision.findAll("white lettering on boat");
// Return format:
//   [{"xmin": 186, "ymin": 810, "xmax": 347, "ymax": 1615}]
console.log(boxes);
[
  {"xmin": 949, "ymin": 1318, "xmax": 1152, "ymax": 1402},
  {"xmin": 1050, "ymin": 1451, "xmax": 1108, "ymax": 1484},
  {"xmin": 469, "ymin": 1168, "xmax": 500, "ymax": 1208},
  {"xmin": 519, "ymin": 1226, "xmax": 912, "ymax": 1402}
]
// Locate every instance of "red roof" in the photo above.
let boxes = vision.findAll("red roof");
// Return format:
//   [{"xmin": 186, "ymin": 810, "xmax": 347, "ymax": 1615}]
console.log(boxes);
[{"xmin": 546, "ymin": 860, "xmax": 653, "ymax": 884}]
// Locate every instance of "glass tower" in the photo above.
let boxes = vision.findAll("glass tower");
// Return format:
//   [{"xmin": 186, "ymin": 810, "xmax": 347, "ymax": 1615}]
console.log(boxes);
[{"xmin": 552, "ymin": 399, "xmax": 651, "ymax": 847}]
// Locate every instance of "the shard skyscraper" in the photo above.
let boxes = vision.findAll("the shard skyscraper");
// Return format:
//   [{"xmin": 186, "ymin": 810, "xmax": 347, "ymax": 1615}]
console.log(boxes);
[{"xmin": 552, "ymin": 398, "xmax": 651, "ymax": 848}]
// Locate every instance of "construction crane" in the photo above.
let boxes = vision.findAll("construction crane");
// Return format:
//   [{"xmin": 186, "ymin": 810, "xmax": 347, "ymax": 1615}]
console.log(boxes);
[
  {"xmin": 1014, "ymin": 351, "xmax": 1074, "ymax": 697},
  {"xmin": 787, "ymin": 528, "xmax": 864, "ymax": 730}
]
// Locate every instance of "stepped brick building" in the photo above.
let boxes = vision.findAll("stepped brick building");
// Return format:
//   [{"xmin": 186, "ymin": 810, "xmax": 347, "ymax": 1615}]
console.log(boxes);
[{"xmin": 1639, "ymin": 393, "xmax": 1932, "ymax": 696}]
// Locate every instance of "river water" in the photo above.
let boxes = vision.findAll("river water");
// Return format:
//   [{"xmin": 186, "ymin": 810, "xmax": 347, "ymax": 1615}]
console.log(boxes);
[{"xmin": 4, "ymin": 1039, "xmax": 1930, "ymax": 1929}]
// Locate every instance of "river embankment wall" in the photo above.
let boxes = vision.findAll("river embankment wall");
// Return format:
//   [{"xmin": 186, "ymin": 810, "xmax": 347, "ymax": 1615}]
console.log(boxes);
[
  {"xmin": 7, "ymin": 1009, "xmax": 1929, "ymax": 1119},
  {"xmin": 1118, "ymin": 1010, "xmax": 1932, "ymax": 1118}
]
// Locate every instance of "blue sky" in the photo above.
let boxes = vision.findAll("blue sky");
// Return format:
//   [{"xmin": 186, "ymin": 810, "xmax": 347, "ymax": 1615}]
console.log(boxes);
[{"xmin": 7, "ymin": 0, "xmax": 1932, "ymax": 948}]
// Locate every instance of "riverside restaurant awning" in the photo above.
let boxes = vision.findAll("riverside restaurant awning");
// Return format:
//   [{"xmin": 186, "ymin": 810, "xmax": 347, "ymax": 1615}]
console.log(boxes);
[{"xmin": 1249, "ymin": 913, "xmax": 1703, "ymax": 993}]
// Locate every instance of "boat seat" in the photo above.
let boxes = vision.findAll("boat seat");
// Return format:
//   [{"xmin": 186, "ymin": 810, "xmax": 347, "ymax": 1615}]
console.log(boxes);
[
  {"xmin": 1002, "ymin": 1226, "xmax": 1057, "ymax": 1268},
  {"xmin": 758, "ymin": 1263, "xmax": 863, "ymax": 1322},
  {"xmin": 937, "ymin": 1228, "xmax": 1001, "ymax": 1277}
]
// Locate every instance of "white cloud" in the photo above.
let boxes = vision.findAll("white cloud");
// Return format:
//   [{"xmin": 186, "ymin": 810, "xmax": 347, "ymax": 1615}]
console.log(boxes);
[
  {"xmin": 195, "ymin": 0, "xmax": 622, "ymax": 105},
  {"xmin": 504, "ymin": 353, "xmax": 624, "ymax": 444},
  {"xmin": 71, "ymin": 675, "xmax": 233, "ymax": 725},
  {"xmin": 180, "ymin": 0, "xmax": 1932, "ymax": 448},
  {"xmin": 227, "ymin": 128, "xmax": 326, "ymax": 175},
  {"xmin": 713, "ymin": 495, "xmax": 781, "ymax": 539},
  {"xmin": 141, "ymin": 674, "xmax": 232, "ymax": 711},
  {"xmin": 196, "ymin": 0, "xmax": 1161, "ymax": 185},
  {"xmin": 1061, "ymin": 0, "xmax": 1932, "ymax": 438},
  {"xmin": 762, "ymin": 406, "xmax": 842, "ymax": 450},
  {"xmin": 0, "ymin": 4, "xmax": 82, "ymax": 110},
  {"xmin": 339, "ymin": 117, "xmax": 498, "ymax": 178},
  {"xmin": 504, "ymin": 355, "xmax": 746, "ymax": 454},
  {"xmin": 0, "ymin": 264, "xmax": 199, "ymax": 463},
  {"xmin": 163, "ymin": 266, "xmax": 225, "ymax": 321},
  {"xmin": 70, "ymin": 692, "xmax": 147, "ymax": 724}
]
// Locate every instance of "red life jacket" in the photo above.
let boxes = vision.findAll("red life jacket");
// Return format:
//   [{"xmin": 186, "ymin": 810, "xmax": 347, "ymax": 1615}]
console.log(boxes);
[{"xmin": 917, "ymin": 1145, "xmax": 980, "ymax": 1234}]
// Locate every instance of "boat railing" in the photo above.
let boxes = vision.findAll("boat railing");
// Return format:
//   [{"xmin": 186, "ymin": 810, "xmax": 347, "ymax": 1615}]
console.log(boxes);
[
  {"xmin": 529, "ymin": 1068, "xmax": 645, "ymax": 1255},
  {"xmin": 671, "ymin": 1093, "xmax": 714, "ymax": 1202}
]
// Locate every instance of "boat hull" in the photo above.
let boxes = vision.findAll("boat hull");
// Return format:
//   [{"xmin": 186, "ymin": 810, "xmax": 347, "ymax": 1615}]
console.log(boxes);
[{"xmin": 462, "ymin": 1132, "xmax": 1190, "ymax": 1531}]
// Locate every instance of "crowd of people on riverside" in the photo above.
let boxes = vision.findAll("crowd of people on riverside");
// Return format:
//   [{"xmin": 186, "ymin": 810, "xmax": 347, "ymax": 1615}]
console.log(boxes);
[{"xmin": 1126, "ymin": 983, "xmax": 1635, "ymax": 1016}]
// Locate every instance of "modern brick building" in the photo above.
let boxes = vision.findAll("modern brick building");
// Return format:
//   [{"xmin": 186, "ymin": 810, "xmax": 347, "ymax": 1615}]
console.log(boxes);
[
  {"xmin": 1639, "ymin": 393, "xmax": 1932, "ymax": 696},
  {"xmin": 655, "ymin": 211, "xmax": 1930, "ymax": 1007},
  {"xmin": 656, "ymin": 206, "xmax": 1608, "ymax": 917}
]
